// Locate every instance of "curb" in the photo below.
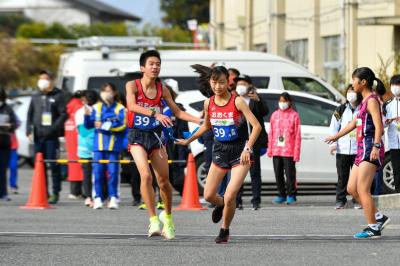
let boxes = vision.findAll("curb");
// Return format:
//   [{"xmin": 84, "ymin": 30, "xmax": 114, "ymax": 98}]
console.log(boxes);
[{"xmin": 373, "ymin": 193, "xmax": 400, "ymax": 209}]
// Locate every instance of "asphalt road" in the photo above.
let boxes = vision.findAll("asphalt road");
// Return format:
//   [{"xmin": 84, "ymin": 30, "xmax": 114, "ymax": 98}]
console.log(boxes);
[{"xmin": 0, "ymin": 167, "xmax": 399, "ymax": 266}]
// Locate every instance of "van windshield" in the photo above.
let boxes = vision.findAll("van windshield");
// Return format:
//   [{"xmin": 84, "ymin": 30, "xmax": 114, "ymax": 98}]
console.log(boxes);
[{"xmin": 282, "ymin": 77, "xmax": 335, "ymax": 101}]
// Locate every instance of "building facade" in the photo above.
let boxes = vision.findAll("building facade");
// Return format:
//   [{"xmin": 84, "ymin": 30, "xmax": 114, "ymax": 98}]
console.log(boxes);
[{"xmin": 210, "ymin": 0, "xmax": 400, "ymax": 86}]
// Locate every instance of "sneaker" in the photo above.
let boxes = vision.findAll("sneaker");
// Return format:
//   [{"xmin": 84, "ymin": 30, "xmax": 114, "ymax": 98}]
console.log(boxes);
[
  {"xmin": 353, "ymin": 227, "xmax": 381, "ymax": 239},
  {"xmin": 212, "ymin": 205, "xmax": 224, "ymax": 223},
  {"xmin": 272, "ymin": 196, "xmax": 286, "ymax": 204},
  {"xmin": 48, "ymin": 194, "xmax": 59, "ymax": 204},
  {"xmin": 1, "ymin": 196, "xmax": 11, "ymax": 202},
  {"xmin": 377, "ymin": 215, "xmax": 391, "ymax": 230},
  {"xmin": 108, "ymin": 197, "xmax": 119, "ymax": 209},
  {"xmin": 162, "ymin": 220, "xmax": 175, "ymax": 240},
  {"xmin": 157, "ymin": 201, "xmax": 165, "ymax": 210},
  {"xmin": 84, "ymin": 197, "xmax": 93, "ymax": 207},
  {"xmin": 148, "ymin": 217, "xmax": 161, "ymax": 237},
  {"xmin": 334, "ymin": 201, "xmax": 346, "ymax": 210},
  {"xmin": 93, "ymin": 198, "xmax": 103, "ymax": 209},
  {"xmin": 132, "ymin": 199, "xmax": 141, "ymax": 206},
  {"xmin": 68, "ymin": 194, "xmax": 80, "ymax": 200},
  {"xmin": 138, "ymin": 203, "xmax": 147, "ymax": 210},
  {"xmin": 11, "ymin": 187, "xmax": 18, "ymax": 194},
  {"xmin": 215, "ymin": 228, "xmax": 230, "ymax": 244},
  {"xmin": 236, "ymin": 203, "xmax": 243, "ymax": 210},
  {"xmin": 252, "ymin": 203, "xmax": 260, "ymax": 210},
  {"xmin": 353, "ymin": 202, "xmax": 363, "ymax": 209},
  {"xmin": 287, "ymin": 196, "xmax": 297, "ymax": 205}
]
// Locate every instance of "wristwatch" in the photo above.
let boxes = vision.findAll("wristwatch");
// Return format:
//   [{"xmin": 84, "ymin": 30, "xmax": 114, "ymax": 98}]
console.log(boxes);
[
  {"xmin": 373, "ymin": 143, "xmax": 382, "ymax": 149},
  {"xmin": 243, "ymin": 146, "xmax": 253, "ymax": 154},
  {"xmin": 150, "ymin": 110, "xmax": 156, "ymax": 117}
]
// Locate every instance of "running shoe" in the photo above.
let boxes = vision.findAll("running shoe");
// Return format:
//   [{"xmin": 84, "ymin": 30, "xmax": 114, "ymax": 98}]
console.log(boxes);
[
  {"xmin": 353, "ymin": 227, "xmax": 381, "ymax": 239},
  {"xmin": 157, "ymin": 201, "xmax": 165, "ymax": 210},
  {"xmin": 162, "ymin": 220, "xmax": 175, "ymax": 240},
  {"xmin": 138, "ymin": 203, "xmax": 147, "ymax": 210},
  {"xmin": 334, "ymin": 201, "xmax": 346, "ymax": 210},
  {"xmin": 215, "ymin": 228, "xmax": 230, "ymax": 244},
  {"xmin": 108, "ymin": 197, "xmax": 119, "ymax": 209},
  {"xmin": 132, "ymin": 199, "xmax": 141, "ymax": 206},
  {"xmin": 68, "ymin": 194, "xmax": 81, "ymax": 200},
  {"xmin": 377, "ymin": 215, "xmax": 391, "ymax": 230},
  {"xmin": 252, "ymin": 203, "xmax": 260, "ymax": 210},
  {"xmin": 148, "ymin": 216, "xmax": 161, "ymax": 237},
  {"xmin": 11, "ymin": 187, "xmax": 18, "ymax": 195},
  {"xmin": 84, "ymin": 197, "xmax": 93, "ymax": 207},
  {"xmin": 236, "ymin": 203, "xmax": 243, "ymax": 210},
  {"xmin": 48, "ymin": 194, "xmax": 59, "ymax": 204},
  {"xmin": 287, "ymin": 196, "xmax": 297, "ymax": 205},
  {"xmin": 272, "ymin": 196, "xmax": 286, "ymax": 204},
  {"xmin": 353, "ymin": 202, "xmax": 363, "ymax": 209},
  {"xmin": 212, "ymin": 205, "xmax": 224, "ymax": 223},
  {"xmin": 93, "ymin": 197, "xmax": 103, "ymax": 209}
]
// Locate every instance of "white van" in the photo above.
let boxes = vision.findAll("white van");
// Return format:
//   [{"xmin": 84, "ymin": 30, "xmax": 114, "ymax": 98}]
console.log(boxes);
[{"xmin": 57, "ymin": 37, "xmax": 345, "ymax": 103}]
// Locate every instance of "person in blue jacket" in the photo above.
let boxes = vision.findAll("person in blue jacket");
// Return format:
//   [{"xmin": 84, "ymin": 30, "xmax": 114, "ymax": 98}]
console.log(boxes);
[{"xmin": 84, "ymin": 83, "xmax": 126, "ymax": 210}]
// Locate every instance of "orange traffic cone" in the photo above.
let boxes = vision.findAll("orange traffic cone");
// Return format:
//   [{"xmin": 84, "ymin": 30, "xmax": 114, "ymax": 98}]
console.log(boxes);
[
  {"xmin": 20, "ymin": 153, "xmax": 52, "ymax": 209},
  {"xmin": 175, "ymin": 153, "xmax": 207, "ymax": 210}
]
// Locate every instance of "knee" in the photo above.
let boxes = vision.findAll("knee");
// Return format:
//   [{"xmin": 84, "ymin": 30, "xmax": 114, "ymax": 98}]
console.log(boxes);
[
  {"xmin": 347, "ymin": 184, "xmax": 357, "ymax": 196},
  {"xmin": 158, "ymin": 178, "xmax": 171, "ymax": 192},
  {"xmin": 223, "ymin": 193, "xmax": 236, "ymax": 207},
  {"xmin": 140, "ymin": 172, "xmax": 153, "ymax": 186},
  {"xmin": 204, "ymin": 189, "xmax": 214, "ymax": 203}
]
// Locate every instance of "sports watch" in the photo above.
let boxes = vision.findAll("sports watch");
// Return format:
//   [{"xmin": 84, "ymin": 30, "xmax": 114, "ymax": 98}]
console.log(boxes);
[
  {"xmin": 243, "ymin": 146, "xmax": 253, "ymax": 154},
  {"xmin": 373, "ymin": 143, "xmax": 382, "ymax": 149}
]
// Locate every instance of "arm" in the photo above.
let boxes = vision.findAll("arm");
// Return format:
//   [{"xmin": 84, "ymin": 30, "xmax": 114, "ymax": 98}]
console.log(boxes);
[
  {"xmin": 109, "ymin": 107, "xmax": 127, "ymax": 132},
  {"xmin": 328, "ymin": 114, "xmax": 340, "ymax": 152},
  {"xmin": 163, "ymin": 86, "xmax": 201, "ymax": 125},
  {"xmin": 84, "ymin": 108, "xmax": 95, "ymax": 129},
  {"xmin": 7, "ymin": 107, "xmax": 18, "ymax": 132},
  {"xmin": 175, "ymin": 99, "xmax": 211, "ymax": 146},
  {"xmin": 267, "ymin": 113, "xmax": 275, "ymax": 157},
  {"xmin": 293, "ymin": 113, "xmax": 302, "ymax": 162},
  {"xmin": 368, "ymin": 98, "xmax": 383, "ymax": 145},
  {"xmin": 325, "ymin": 117, "xmax": 356, "ymax": 143},
  {"xmin": 26, "ymin": 98, "xmax": 34, "ymax": 136},
  {"xmin": 51, "ymin": 93, "xmax": 68, "ymax": 134}
]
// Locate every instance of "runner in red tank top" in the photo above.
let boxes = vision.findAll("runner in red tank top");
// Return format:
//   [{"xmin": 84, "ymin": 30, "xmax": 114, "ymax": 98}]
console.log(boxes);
[
  {"xmin": 176, "ymin": 66, "xmax": 261, "ymax": 244},
  {"xmin": 126, "ymin": 50, "xmax": 201, "ymax": 240}
]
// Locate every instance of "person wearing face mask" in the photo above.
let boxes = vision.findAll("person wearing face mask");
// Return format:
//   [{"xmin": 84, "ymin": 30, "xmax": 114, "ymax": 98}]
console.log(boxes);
[
  {"xmin": 0, "ymin": 88, "xmax": 18, "ymax": 201},
  {"xmin": 329, "ymin": 85, "xmax": 362, "ymax": 209},
  {"xmin": 26, "ymin": 70, "xmax": 68, "ymax": 204},
  {"xmin": 84, "ymin": 83, "xmax": 126, "ymax": 210},
  {"xmin": 267, "ymin": 92, "xmax": 301, "ymax": 204},
  {"xmin": 383, "ymin": 75, "xmax": 400, "ymax": 193},
  {"xmin": 234, "ymin": 74, "xmax": 268, "ymax": 210}
]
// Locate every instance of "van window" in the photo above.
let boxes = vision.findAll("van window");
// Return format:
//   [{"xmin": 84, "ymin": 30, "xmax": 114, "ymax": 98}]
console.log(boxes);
[
  {"xmin": 282, "ymin": 77, "xmax": 335, "ymax": 101},
  {"xmin": 61, "ymin": 76, "xmax": 75, "ymax": 92},
  {"xmin": 292, "ymin": 96, "xmax": 335, "ymax": 127}
]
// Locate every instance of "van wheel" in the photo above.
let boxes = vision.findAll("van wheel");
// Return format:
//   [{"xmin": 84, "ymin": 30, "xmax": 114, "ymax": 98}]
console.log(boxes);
[
  {"xmin": 382, "ymin": 154, "xmax": 396, "ymax": 194},
  {"xmin": 195, "ymin": 154, "xmax": 207, "ymax": 195}
]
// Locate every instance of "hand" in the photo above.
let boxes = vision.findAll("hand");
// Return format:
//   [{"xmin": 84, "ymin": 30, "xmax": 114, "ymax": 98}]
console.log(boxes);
[
  {"xmin": 95, "ymin": 121, "xmax": 102, "ymax": 129},
  {"xmin": 240, "ymin": 150, "xmax": 251, "ymax": 165},
  {"xmin": 370, "ymin": 147, "xmax": 379, "ymax": 161},
  {"xmin": 325, "ymin": 135, "xmax": 338, "ymax": 144},
  {"xmin": 197, "ymin": 118, "xmax": 204, "ymax": 125},
  {"xmin": 247, "ymin": 90, "xmax": 259, "ymax": 101},
  {"xmin": 174, "ymin": 138, "xmax": 191, "ymax": 146},
  {"xmin": 396, "ymin": 117, "xmax": 400, "ymax": 123},
  {"xmin": 28, "ymin": 133, "xmax": 33, "ymax": 143},
  {"xmin": 84, "ymin": 105, "xmax": 91, "ymax": 115},
  {"xmin": 155, "ymin": 113, "xmax": 173, "ymax": 127},
  {"xmin": 329, "ymin": 145, "xmax": 337, "ymax": 155}
]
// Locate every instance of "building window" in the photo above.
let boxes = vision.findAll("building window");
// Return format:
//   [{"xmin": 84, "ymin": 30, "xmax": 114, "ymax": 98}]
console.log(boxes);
[
  {"xmin": 323, "ymin": 35, "xmax": 341, "ymax": 85},
  {"xmin": 285, "ymin": 39, "xmax": 308, "ymax": 68}
]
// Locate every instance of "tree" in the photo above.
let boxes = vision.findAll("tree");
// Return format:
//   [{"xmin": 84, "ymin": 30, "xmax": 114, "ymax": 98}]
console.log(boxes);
[
  {"xmin": 0, "ymin": 14, "xmax": 32, "ymax": 36},
  {"xmin": 160, "ymin": 0, "xmax": 209, "ymax": 29}
]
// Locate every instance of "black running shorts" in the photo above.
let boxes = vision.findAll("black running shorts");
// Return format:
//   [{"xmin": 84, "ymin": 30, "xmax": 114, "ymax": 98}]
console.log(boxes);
[
  {"xmin": 212, "ymin": 140, "xmax": 248, "ymax": 169},
  {"xmin": 128, "ymin": 127, "xmax": 164, "ymax": 154}
]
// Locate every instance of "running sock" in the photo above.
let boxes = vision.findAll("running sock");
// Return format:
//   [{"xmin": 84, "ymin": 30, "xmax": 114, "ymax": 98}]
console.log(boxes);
[
  {"xmin": 164, "ymin": 213, "xmax": 173, "ymax": 223},
  {"xmin": 368, "ymin": 224, "xmax": 380, "ymax": 231},
  {"xmin": 150, "ymin": 215, "xmax": 159, "ymax": 223},
  {"xmin": 375, "ymin": 211, "xmax": 383, "ymax": 220}
]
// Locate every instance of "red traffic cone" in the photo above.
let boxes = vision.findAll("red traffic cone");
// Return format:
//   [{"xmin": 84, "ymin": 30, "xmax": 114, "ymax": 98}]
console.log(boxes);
[
  {"xmin": 175, "ymin": 153, "xmax": 207, "ymax": 211},
  {"xmin": 20, "ymin": 153, "xmax": 52, "ymax": 209}
]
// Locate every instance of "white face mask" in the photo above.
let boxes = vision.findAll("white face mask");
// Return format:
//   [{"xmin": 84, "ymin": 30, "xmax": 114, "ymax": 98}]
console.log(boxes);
[
  {"xmin": 391, "ymin": 85, "xmax": 400, "ymax": 97},
  {"xmin": 346, "ymin": 92, "xmax": 357, "ymax": 104},
  {"xmin": 101, "ymin": 92, "xmax": 113, "ymax": 102},
  {"xmin": 236, "ymin": 85, "xmax": 248, "ymax": 96},
  {"xmin": 37, "ymin": 79, "xmax": 50, "ymax": 91},
  {"xmin": 279, "ymin": 102, "xmax": 289, "ymax": 110}
]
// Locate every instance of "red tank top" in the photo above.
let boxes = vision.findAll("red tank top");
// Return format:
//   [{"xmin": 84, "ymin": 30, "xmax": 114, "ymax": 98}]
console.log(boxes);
[
  {"xmin": 208, "ymin": 94, "xmax": 244, "ymax": 141},
  {"xmin": 127, "ymin": 79, "xmax": 163, "ymax": 129}
]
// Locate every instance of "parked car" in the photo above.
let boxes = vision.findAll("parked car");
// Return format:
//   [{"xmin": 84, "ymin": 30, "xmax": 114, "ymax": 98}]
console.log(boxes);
[{"xmin": 175, "ymin": 89, "xmax": 395, "ymax": 194}]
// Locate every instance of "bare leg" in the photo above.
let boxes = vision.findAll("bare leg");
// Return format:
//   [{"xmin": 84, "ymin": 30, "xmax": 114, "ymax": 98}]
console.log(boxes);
[
  {"xmin": 203, "ymin": 163, "xmax": 227, "ymax": 206},
  {"xmin": 130, "ymin": 146, "xmax": 156, "ymax": 217},
  {"xmin": 357, "ymin": 162, "xmax": 378, "ymax": 224},
  {"xmin": 150, "ymin": 147, "xmax": 173, "ymax": 215},
  {"xmin": 347, "ymin": 165, "xmax": 359, "ymax": 202},
  {"xmin": 222, "ymin": 164, "xmax": 250, "ymax": 229}
]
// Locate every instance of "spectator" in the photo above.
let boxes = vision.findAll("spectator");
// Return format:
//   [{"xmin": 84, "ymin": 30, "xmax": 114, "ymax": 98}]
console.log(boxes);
[
  {"xmin": 329, "ymin": 85, "xmax": 362, "ymax": 209},
  {"xmin": 228, "ymin": 68, "xmax": 240, "ymax": 92},
  {"xmin": 235, "ymin": 75, "xmax": 269, "ymax": 210},
  {"xmin": 26, "ymin": 70, "xmax": 68, "ymax": 204},
  {"xmin": 84, "ymin": 83, "xmax": 126, "ymax": 210},
  {"xmin": 9, "ymin": 115, "xmax": 21, "ymax": 195},
  {"xmin": 268, "ymin": 92, "xmax": 301, "ymax": 205},
  {"xmin": 75, "ymin": 90, "xmax": 99, "ymax": 207},
  {"xmin": 0, "ymin": 88, "xmax": 18, "ymax": 201}
]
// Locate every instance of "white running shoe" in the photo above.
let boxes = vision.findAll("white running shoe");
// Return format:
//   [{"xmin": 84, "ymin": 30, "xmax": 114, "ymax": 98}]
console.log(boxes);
[
  {"xmin": 108, "ymin": 197, "xmax": 119, "ymax": 209},
  {"xmin": 93, "ymin": 198, "xmax": 103, "ymax": 209}
]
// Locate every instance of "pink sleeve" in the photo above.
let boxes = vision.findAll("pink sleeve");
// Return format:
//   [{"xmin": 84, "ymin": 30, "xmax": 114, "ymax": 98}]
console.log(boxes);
[
  {"xmin": 293, "ymin": 113, "xmax": 301, "ymax": 162},
  {"xmin": 267, "ymin": 113, "xmax": 275, "ymax": 157}
]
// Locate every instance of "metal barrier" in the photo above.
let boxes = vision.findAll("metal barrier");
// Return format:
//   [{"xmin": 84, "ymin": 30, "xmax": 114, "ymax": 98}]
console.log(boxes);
[{"xmin": 42, "ymin": 159, "xmax": 186, "ymax": 164}]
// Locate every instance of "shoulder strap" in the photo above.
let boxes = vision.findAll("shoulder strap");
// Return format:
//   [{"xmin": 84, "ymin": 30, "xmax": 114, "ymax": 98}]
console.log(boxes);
[
  {"xmin": 134, "ymin": 79, "xmax": 142, "ymax": 96},
  {"xmin": 382, "ymin": 97, "xmax": 394, "ymax": 116}
]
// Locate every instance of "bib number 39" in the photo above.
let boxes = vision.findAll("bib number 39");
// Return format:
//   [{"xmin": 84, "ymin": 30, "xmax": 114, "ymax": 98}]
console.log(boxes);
[{"xmin": 134, "ymin": 115, "xmax": 158, "ymax": 129}]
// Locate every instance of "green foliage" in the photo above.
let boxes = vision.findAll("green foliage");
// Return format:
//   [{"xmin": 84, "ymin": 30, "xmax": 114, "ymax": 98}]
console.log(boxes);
[
  {"xmin": 161, "ymin": 0, "xmax": 209, "ymax": 29},
  {"xmin": 0, "ymin": 14, "xmax": 32, "ymax": 36}
]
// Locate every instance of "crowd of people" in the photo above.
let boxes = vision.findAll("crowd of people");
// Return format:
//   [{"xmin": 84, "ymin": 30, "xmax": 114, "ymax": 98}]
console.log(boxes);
[{"xmin": 0, "ymin": 49, "xmax": 399, "ymax": 242}]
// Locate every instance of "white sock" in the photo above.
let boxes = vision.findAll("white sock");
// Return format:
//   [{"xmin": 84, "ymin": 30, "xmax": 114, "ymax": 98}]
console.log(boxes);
[
  {"xmin": 375, "ymin": 211, "xmax": 383, "ymax": 220},
  {"xmin": 368, "ymin": 224, "xmax": 380, "ymax": 231}
]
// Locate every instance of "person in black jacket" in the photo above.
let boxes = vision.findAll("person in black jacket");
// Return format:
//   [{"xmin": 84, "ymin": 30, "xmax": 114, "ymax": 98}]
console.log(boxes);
[
  {"xmin": 26, "ymin": 70, "xmax": 68, "ymax": 204},
  {"xmin": 234, "ymin": 74, "xmax": 269, "ymax": 210},
  {"xmin": 0, "ymin": 88, "xmax": 18, "ymax": 201}
]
